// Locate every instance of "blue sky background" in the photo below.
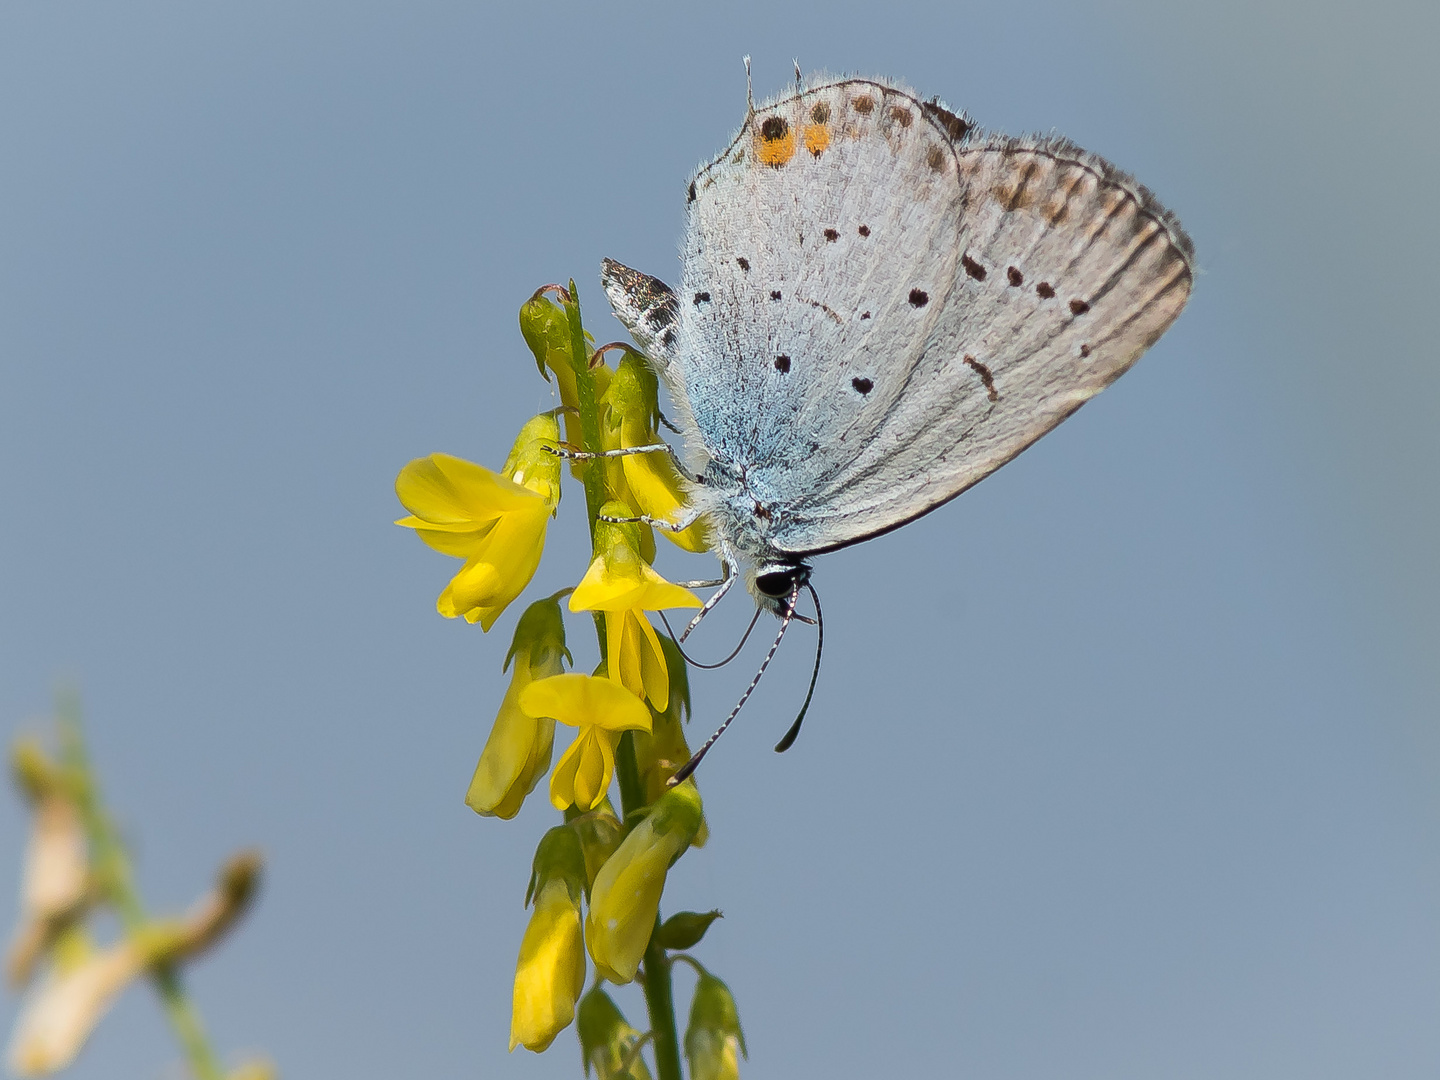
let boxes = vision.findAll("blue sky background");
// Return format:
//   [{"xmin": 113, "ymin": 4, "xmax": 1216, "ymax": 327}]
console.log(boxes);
[{"xmin": 2, "ymin": 1, "xmax": 1437, "ymax": 1077}]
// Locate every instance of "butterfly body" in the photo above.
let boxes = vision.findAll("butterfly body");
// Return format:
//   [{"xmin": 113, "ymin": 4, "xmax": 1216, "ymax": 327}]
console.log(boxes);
[{"xmin": 604, "ymin": 75, "xmax": 1193, "ymax": 603}]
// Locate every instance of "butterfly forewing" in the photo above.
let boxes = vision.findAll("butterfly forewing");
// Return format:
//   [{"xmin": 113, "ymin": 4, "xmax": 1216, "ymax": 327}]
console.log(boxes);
[
  {"xmin": 671, "ymin": 76, "xmax": 1192, "ymax": 560},
  {"xmin": 680, "ymin": 80, "xmax": 965, "ymax": 491}
]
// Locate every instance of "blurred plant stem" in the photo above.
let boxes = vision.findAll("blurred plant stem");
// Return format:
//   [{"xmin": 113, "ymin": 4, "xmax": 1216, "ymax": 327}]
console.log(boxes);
[
  {"xmin": 54, "ymin": 691, "xmax": 227, "ymax": 1080},
  {"xmin": 563, "ymin": 284, "xmax": 684, "ymax": 1080}
]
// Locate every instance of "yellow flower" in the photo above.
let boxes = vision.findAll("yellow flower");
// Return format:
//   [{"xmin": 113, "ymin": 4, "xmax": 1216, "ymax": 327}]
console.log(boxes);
[
  {"xmin": 586, "ymin": 780, "xmax": 703, "ymax": 984},
  {"xmin": 6, "ymin": 742, "xmax": 89, "ymax": 989},
  {"xmin": 510, "ymin": 826, "xmax": 587, "ymax": 1053},
  {"xmin": 6, "ymin": 938, "xmax": 145, "ymax": 1076},
  {"xmin": 465, "ymin": 593, "xmax": 571, "ymax": 819},
  {"xmin": 603, "ymin": 354, "xmax": 710, "ymax": 553},
  {"xmin": 684, "ymin": 968, "xmax": 746, "ymax": 1080},
  {"xmin": 394, "ymin": 413, "xmax": 561, "ymax": 631},
  {"xmin": 518, "ymin": 674, "xmax": 651, "ymax": 812},
  {"xmin": 570, "ymin": 511, "xmax": 700, "ymax": 711},
  {"xmin": 577, "ymin": 986, "xmax": 653, "ymax": 1080}
]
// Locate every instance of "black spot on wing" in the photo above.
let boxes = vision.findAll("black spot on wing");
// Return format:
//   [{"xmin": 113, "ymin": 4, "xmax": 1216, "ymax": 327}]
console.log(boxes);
[
  {"xmin": 736, "ymin": 257, "xmax": 749, "ymax": 271},
  {"xmin": 852, "ymin": 377, "xmax": 873, "ymax": 394},
  {"xmin": 1036, "ymin": 281, "xmax": 1056, "ymax": 299},
  {"xmin": 1006, "ymin": 266, "xmax": 1024, "ymax": 287},
  {"xmin": 774, "ymin": 354, "xmax": 791, "ymax": 373},
  {"xmin": 962, "ymin": 254, "xmax": 986, "ymax": 280},
  {"xmin": 908, "ymin": 289, "xmax": 929, "ymax": 308}
]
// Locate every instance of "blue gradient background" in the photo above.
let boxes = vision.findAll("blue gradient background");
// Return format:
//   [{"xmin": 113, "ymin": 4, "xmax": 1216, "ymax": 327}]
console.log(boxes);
[{"xmin": 2, "ymin": 2, "xmax": 1437, "ymax": 1077}]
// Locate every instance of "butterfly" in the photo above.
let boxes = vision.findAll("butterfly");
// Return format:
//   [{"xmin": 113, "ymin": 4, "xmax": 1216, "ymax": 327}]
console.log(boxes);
[{"xmin": 599, "ymin": 72, "xmax": 1193, "ymax": 772}]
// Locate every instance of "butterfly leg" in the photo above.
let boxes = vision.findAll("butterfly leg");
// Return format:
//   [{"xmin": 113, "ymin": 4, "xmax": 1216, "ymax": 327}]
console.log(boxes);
[
  {"xmin": 545, "ymin": 442, "xmax": 672, "ymax": 460},
  {"xmin": 678, "ymin": 546, "xmax": 740, "ymax": 642},
  {"xmin": 544, "ymin": 441, "xmax": 702, "ymax": 483},
  {"xmin": 597, "ymin": 505, "xmax": 703, "ymax": 533}
]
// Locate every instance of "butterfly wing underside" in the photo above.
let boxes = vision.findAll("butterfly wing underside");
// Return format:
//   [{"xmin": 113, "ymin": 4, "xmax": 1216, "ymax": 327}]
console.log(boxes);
[{"xmin": 678, "ymin": 77, "xmax": 1193, "ymax": 557}]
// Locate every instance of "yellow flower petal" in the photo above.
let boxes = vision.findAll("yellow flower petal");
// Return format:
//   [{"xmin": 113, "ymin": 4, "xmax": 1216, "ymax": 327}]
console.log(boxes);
[
  {"xmin": 399, "ymin": 518, "xmax": 500, "ymax": 558},
  {"xmin": 570, "ymin": 548, "xmax": 649, "ymax": 612},
  {"xmin": 570, "ymin": 544, "xmax": 700, "ymax": 614},
  {"xmin": 618, "ymin": 432, "xmax": 711, "ymax": 554},
  {"xmin": 509, "ymin": 878, "xmax": 586, "ymax": 1053},
  {"xmin": 519, "ymin": 675, "xmax": 651, "ymax": 735},
  {"xmin": 396, "ymin": 453, "xmax": 546, "ymax": 526},
  {"xmin": 549, "ymin": 729, "xmax": 618, "ymax": 812},
  {"xmin": 633, "ymin": 561, "xmax": 703, "ymax": 611},
  {"xmin": 585, "ymin": 782, "xmax": 703, "ymax": 983},
  {"xmin": 466, "ymin": 658, "xmax": 556, "ymax": 819}
]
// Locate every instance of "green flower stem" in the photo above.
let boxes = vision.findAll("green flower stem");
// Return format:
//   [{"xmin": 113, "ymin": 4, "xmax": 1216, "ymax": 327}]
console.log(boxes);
[
  {"xmin": 563, "ymin": 286, "xmax": 684, "ymax": 1080},
  {"xmin": 640, "ymin": 921, "xmax": 683, "ymax": 1080},
  {"xmin": 55, "ymin": 692, "xmax": 227, "ymax": 1080},
  {"xmin": 563, "ymin": 281, "xmax": 609, "ymax": 552}
]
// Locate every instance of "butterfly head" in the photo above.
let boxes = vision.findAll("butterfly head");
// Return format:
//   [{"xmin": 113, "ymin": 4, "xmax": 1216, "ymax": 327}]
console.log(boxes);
[{"xmin": 750, "ymin": 561, "xmax": 812, "ymax": 614}]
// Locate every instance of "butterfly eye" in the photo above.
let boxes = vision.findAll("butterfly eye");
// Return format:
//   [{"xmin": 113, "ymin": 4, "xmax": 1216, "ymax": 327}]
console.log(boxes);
[{"xmin": 755, "ymin": 566, "xmax": 809, "ymax": 598}]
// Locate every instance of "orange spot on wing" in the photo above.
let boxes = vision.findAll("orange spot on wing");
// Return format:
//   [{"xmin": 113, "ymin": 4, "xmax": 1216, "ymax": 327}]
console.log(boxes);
[
  {"xmin": 803, "ymin": 124, "xmax": 830, "ymax": 156},
  {"xmin": 755, "ymin": 129, "xmax": 796, "ymax": 167}
]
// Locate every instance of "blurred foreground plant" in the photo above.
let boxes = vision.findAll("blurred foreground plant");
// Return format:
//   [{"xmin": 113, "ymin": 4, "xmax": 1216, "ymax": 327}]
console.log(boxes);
[
  {"xmin": 396, "ymin": 284, "xmax": 741, "ymax": 1080},
  {"xmin": 4, "ymin": 694, "xmax": 271, "ymax": 1080}
]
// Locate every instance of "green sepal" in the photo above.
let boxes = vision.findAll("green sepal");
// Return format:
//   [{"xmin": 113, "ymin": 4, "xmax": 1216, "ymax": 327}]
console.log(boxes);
[
  {"xmin": 567, "ymin": 803, "xmax": 625, "ymax": 896},
  {"xmin": 503, "ymin": 590, "xmax": 573, "ymax": 675},
  {"xmin": 524, "ymin": 823, "xmax": 587, "ymax": 909},
  {"xmin": 578, "ymin": 986, "xmax": 653, "ymax": 1079}
]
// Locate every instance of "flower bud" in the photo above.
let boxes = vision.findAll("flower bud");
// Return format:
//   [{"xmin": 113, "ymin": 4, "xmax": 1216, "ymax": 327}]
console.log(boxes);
[
  {"xmin": 577, "ymin": 986, "xmax": 653, "ymax": 1080},
  {"xmin": 654, "ymin": 910, "xmax": 722, "ymax": 951},
  {"xmin": 519, "ymin": 291, "xmax": 609, "ymax": 465},
  {"xmin": 684, "ymin": 970, "xmax": 746, "ymax": 1080},
  {"xmin": 511, "ymin": 826, "xmax": 587, "ymax": 1053},
  {"xmin": 466, "ymin": 593, "xmax": 571, "ymax": 818},
  {"xmin": 585, "ymin": 780, "xmax": 703, "ymax": 984}
]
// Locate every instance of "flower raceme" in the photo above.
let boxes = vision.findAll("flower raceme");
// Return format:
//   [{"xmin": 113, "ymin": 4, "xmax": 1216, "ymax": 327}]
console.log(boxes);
[
  {"xmin": 466, "ymin": 593, "xmax": 572, "ymax": 819},
  {"xmin": 569, "ymin": 510, "xmax": 700, "ymax": 712},
  {"xmin": 394, "ymin": 413, "xmax": 561, "ymax": 631},
  {"xmin": 518, "ymin": 674, "xmax": 651, "ymax": 812},
  {"xmin": 586, "ymin": 780, "xmax": 703, "ymax": 984}
]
